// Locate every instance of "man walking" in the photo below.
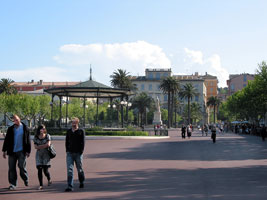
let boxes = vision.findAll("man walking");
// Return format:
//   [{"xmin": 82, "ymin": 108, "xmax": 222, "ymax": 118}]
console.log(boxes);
[
  {"xmin": 2, "ymin": 114, "xmax": 31, "ymax": 190},
  {"xmin": 65, "ymin": 117, "xmax": 85, "ymax": 192}
]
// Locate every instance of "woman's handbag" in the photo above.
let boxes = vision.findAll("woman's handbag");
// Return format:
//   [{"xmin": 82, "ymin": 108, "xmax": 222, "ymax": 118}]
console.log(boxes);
[{"xmin": 48, "ymin": 144, "xmax": 56, "ymax": 159}]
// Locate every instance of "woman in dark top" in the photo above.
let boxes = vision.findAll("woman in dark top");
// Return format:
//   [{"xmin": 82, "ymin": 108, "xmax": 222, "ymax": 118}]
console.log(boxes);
[{"xmin": 34, "ymin": 125, "xmax": 52, "ymax": 190}]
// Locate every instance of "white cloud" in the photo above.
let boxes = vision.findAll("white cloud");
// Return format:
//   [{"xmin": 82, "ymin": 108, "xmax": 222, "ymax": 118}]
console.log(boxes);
[
  {"xmin": 53, "ymin": 41, "xmax": 171, "ymax": 85},
  {"xmin": 207, "ymin": 55, "xmax": 229, "ymax": 88},
  {"xmin": 184, "ymin": 48, "xmax": 229, "ymax": 87},
  {"xmin": 0, "ymin": 67, "xmax": 68, "ymax": 82},
  {"xmin": 184, "ymin": 48, "xmax": 204, "ymax": 65}
]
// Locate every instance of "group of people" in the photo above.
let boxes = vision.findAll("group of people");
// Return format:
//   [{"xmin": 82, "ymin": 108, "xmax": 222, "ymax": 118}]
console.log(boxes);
[
  {"xmin": 181, "ymin": 124, "xmax": 193, "ymax": 139},
  {"xmin": 181, "ymin": 123, "xmax": 217, "ymax": 143},
  {"xmin": 2, "ymin": 114, "xmax": 85, "ymax": 192}
]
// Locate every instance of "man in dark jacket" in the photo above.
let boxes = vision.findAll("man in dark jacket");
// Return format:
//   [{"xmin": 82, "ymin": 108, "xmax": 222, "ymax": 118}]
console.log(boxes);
[
  {"xmin": 65, "ymin": 117, "xmax": 85, "ymax": 192},
  {"xmin": 2, "ymin": 114, "xmax": 31, "ymax": 190}
]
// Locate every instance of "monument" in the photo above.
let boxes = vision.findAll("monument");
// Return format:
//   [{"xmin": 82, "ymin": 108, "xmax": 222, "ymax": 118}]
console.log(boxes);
[{"xmin": 153, "ymin": 97, "xmax": 162, "ymax": 125}]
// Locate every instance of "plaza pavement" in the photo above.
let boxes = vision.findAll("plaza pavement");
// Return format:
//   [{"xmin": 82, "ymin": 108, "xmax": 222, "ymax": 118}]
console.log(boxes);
[{"xmin": 1, "ymin": 130, "xmax": 267, "ymax": 200}]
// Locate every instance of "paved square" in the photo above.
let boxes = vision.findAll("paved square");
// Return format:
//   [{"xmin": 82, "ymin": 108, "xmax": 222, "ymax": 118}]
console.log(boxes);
[{"xmin": 1, "ymin": 130, "xmax": 267, "ymax": 199}]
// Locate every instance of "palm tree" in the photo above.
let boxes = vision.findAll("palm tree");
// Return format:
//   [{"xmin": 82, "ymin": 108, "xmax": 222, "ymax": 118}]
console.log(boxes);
[
  {"xmin": 110, "ymin": 69, "xmax": 133, "ymax": 89},
  {"xmin": 110, "ymin": 69, "xmax": 134, "ymax": 127},
  {"xmin": 131, "ymin": 92, "xmax": 153, "ymax": 127},
  {"xmin": 160, "ymin": 77, "xmax": 180, "ymax": 128},
  {"xmin": 207, "ymin": 96, "xmax": 221, "ymax": 124},
  {"xmin": 0, "ymin": 78, "xmax": 17, "ymax": 94},
  {"xmin": 179, "ymin": 83, "xmax": 198, "ymax": 125}
]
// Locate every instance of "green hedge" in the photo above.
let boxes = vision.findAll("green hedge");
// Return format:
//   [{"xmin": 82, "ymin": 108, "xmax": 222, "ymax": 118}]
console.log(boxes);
[
  {"xmin": 85, "ymin": 130, "xmax": 149, "ymax": 136},
  {"xmin": 45, "ymin": 128, "xmax": 148, "ymax": 136}
]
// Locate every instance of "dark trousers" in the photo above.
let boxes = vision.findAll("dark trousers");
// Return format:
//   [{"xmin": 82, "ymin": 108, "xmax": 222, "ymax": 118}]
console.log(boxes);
[
  {"xmin": 8, "ymin": 151, "xmax": 28, "ymax": 187},
  {"xmin": 37, "ymin": 165, "xmax": 51, "ymax": 186}
]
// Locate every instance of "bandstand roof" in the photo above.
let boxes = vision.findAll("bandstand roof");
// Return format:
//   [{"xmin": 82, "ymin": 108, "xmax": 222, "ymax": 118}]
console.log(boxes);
[{"xmin": 44, "ymin": 79, "xmax": 132, "ymax": 98}]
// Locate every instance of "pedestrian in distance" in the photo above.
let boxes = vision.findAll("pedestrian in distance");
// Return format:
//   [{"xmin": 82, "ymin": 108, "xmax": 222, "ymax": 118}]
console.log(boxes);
[
  {"xmin": 181, "ymin": 124, "xmax": 186, "ymax": 139},
  {"xmin": 186, "ymin": 124, "xmax": 192, "ymax": 139},
  {"xmin": 204, "ymin": 124, "xmax": 208, "ymax": 136},
  {"xmin": 261, "ymin": 125, "xmax": 266, "ymax": 141},
  {"xmin": 2, "ymin": 114, "xmax": 31, "ymax": 190},
  {"xmin": 211, "ymin": 124, "xmax": 217, "ymax": 143},
  {"xmin": 65, "ymin": 117, "xmax": 85, "ymax": 192},
  {"xmin": 201, "ymin": 125, "xmax": 205, "ymax": 136},
  {"xmin": 33, "ymin": 125, "xmax": 52, "ymax": 190}
]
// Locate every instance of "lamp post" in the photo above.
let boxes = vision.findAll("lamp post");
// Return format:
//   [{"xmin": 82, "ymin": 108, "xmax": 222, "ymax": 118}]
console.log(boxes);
[
  {"xmin": 49, "ymin": 101, "xmax": 53, "ymax": 122},
  {"xmin": 120, "ymin": 101, "xmax": 132, "ymax": 128},
  {"xmin": 108, "ymin": 104, "xmax": 116, "ymax": 127},
  {"xmin": 65, "ymin": 98, "xmax": 69, "ymax": 127}
]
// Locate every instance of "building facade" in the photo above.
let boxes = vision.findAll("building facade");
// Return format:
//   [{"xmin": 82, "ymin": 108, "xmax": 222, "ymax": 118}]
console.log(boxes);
[
  {"xmin": 131, "ymin": 69, "xmax": 209, "ymax": 123},
  {"xmin": 131, "ymin": 68, "xmax": 172, "ymax": 104},
  {"xmin": 200, "ymin": 72, "xmax": 218, "ymax": 99},
  {"xmin": 227, "ymin": 73, "xmax": 255, "ymax": 96},
  {"xmin": 12, "ymin": 80, "xmax": 79, "ymax": 93}
]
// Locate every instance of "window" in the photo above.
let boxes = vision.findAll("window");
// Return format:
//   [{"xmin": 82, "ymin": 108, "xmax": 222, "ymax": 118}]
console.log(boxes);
[
  {"xmin": 164, "ymin": 95, "xmax": 168, "ymax": 101},
  {"xmin": 148, "ymin": 73, "xmax": 153, "ymax": 80},
  {"xmin": 195, "ymin": 95, "xmax": 199, "ymax": 102},
  {"xmin": 141, "ymin": 84, "xmax": 145, "ymax": 91},
  {"xmin": 149, "ymin": 84, "xmax": 152, "ymax": 91},
  {"xmin": 157, "ymin": 84, "xmax": 160, "ymax": 91},
  {"xmin": 243, "ymin": 84, "xmax": 246, "ymax": 87},
  {"xmin": 231, "ymin": 84, "xmax": 235, "ymax": 91},
  {"xmin": 156, "ymin": 73, "xmax": 160, "ymax": 80},
  {"xmin": 210, "ymin": 88, "xmax": 213, "ymax": 93}
]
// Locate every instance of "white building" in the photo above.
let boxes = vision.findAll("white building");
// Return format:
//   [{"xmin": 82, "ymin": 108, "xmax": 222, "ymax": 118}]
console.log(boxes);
[{"xmin": 131, "ymin": 69, "xmax": 207, "ymax": 117}]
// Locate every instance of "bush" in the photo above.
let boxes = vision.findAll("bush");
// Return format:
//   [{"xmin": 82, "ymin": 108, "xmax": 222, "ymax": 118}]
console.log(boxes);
[
  {"xmin": 88, "ymin": 126, "xmax": 103, "ymax": 131},
  {"xmin": 43, "ymin": 128, "xmax": 148, "ymax": 136},
  {"xmin": 85, "ymin": 130, "xmax": 149, "ymax": 136},
  {"xmin": 46, "ymin": 128, "xmax": 67, "ymax": 135}
]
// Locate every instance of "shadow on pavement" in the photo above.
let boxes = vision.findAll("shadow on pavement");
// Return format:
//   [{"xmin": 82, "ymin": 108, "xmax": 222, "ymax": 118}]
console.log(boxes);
[{"xmin": 86, "ymin": 137, "xmax": 267, "ymax": 161}]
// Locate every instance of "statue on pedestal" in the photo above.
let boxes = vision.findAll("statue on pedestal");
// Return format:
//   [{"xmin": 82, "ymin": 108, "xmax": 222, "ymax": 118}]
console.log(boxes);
[{"xmin": 153, "ymin": 97, "xmax": 162, "ymax": 125}]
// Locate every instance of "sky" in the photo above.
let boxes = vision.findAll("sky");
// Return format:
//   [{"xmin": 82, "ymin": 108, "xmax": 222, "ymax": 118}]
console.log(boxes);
[{"xmin": 1, "ymin": 0, "xmax": 267, "ymax": 88}]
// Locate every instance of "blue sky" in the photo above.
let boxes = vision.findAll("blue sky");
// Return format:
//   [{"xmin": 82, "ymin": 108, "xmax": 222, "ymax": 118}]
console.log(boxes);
[{"xmin": 1, "ymin": 0, "xmax": 267, "ymax": 87}]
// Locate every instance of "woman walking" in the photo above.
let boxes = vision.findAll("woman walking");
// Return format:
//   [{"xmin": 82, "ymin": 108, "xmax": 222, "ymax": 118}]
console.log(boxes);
[{"xmin": 34, "ymin": 125, "xmax": 52, "ymax": 190}]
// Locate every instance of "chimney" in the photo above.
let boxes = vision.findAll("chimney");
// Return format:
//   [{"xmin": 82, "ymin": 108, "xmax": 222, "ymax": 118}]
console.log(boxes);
[
  {"xmin": 31, "ymin": 80, "xmax": 34, "ymax": 83},
  {"xmin": 195, "ymin": 72, "xmax": 199, "ymax": 76},
  {"xmin": 39, "ymin": 80, "xmax": 43, "ymax": 85}
]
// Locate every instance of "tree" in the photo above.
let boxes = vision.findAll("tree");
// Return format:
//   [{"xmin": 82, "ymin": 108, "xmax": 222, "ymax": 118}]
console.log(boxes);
[
  {"xmin": 179, "ymin": 83, "xmax": 198, "ymax": 125},
  {"xmin": 37, "ymin": 95, "xmax": 51, "ymax": 124},
  {"xmin": 0, "ymin": 78, "xmax": 17, "ymax": 95},
  {"xmin": 207, "ymin": 96, "xmax": 221, "ymax": 124},
  {"xmin": 160, "ymin": 77, "xmax": 180, "ymax": 128},
  {"xmin": 110, "ymin": 69, "xmax": 134, "ymax": 89},
  {"xmin": 131, "ymin": 92, "xmax": 154, "ymax": 127},
  {"xmin": 110, "ymin": 69, "xmax": 135, "ymax": 127},
  {"xmin": 0, "ymin": 78, "xmax": 17, "ymax": 125},
  {"xmin": 190, "ymin": 102, "xmax": 202, "ymax": 124}
]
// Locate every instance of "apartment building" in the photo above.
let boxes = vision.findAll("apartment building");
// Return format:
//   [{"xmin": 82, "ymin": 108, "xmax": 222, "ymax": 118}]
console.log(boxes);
[
  {"xmin": 131, "ymin": 68, "xmax": 172, "ymax": 105},
  {"xmin": 227, "ymin": 73, "xmax": 255, "ymax": 96},
  {"xmin": 200, "ymin": 72, "xmax": 218, "ymax": 99},
  {"xmin": 131, "ymin": 69, "xmax": 208, "ymax": 113}
]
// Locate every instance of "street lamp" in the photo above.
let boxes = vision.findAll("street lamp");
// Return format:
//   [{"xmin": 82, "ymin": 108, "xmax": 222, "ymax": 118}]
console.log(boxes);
[
  {"xmin": 108, "ymin": 104, "xmax": 117, "ymax": 127},
  {"xmin": 120, "ymin": 101, "xmax": 132, "ymax": 127}
]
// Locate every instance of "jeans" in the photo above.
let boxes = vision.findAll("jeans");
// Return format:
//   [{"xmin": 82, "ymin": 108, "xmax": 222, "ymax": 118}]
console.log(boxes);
[
  {"xmin": 8, "ymin": 151, "xmax": 28, "ymax": 187},
  {"xmin": 66, "ymin": 152, "xmax": 85, "ymax": 188}
]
